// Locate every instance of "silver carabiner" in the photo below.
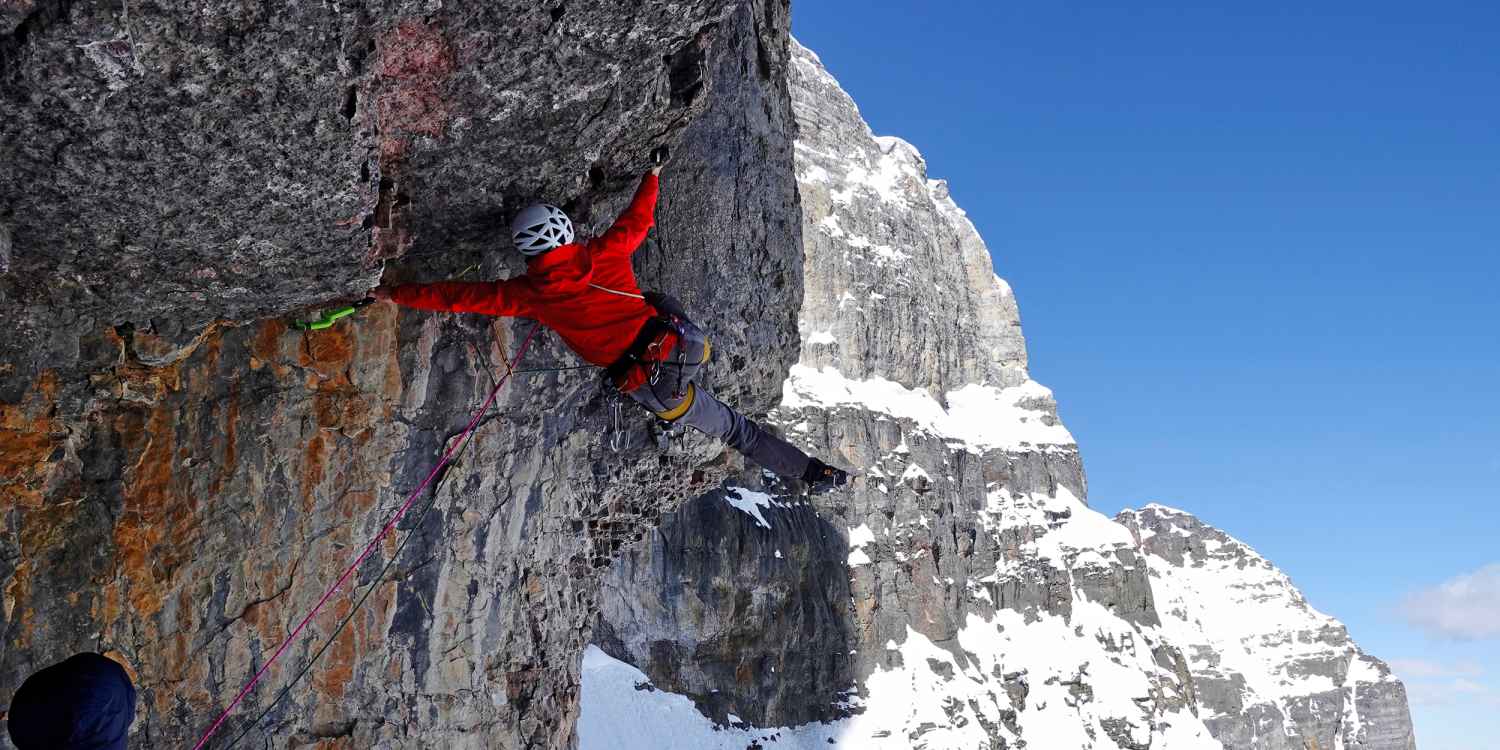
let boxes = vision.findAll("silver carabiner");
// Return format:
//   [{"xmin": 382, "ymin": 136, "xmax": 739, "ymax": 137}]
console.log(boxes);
[{"xmin": 609, "ymin": 396, "xmax": 626, "ymax": 453}]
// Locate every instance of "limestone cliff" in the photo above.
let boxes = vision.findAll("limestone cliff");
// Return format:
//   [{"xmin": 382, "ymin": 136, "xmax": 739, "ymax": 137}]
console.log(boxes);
[
  {"xmin": 586, "ymin": 40, "xmax": 1416, "ymax": 750},
  {"xmin": 1, "ymin": 1, "xmax": 801, "ymax": 748}
]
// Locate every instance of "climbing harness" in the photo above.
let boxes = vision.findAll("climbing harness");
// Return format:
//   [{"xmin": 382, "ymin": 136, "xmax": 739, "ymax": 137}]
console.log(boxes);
[
  {"xmin": 600, "ymin": 311, "xmax": 683, "ymax": 393},
  {"xmin": 292, "ymin": 297, "xmax": 375, "ymax": 331},
  {"xmin": 192, "ymin": 322, "xmax": 542, "ymax": 750},
  {"xmin": 672, "ymin": 340, "xmax": 688, "ymax": 399}
]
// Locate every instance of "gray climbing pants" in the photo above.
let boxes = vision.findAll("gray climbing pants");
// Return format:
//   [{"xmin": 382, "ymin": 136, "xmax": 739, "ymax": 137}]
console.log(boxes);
[{"xmin": 624, "ymin": 317, "xmax": 811, "ymax": 480}]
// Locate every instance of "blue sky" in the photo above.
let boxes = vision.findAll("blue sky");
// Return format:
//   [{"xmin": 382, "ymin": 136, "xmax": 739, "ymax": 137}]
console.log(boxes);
[{"xmin": 792, "ymin": 1, "xmax": 1499, "ymax": 746}]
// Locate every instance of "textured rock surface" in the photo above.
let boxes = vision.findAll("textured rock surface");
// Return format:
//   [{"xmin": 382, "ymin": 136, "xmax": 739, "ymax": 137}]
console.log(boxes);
[
  {"xmin": 0, "ymin": 0, "xmax": 796, "ymax": 404},
  {"xmin": 1117, "ymin": 505, "xmax": 1418, "ymax": 750},
  {"xmin": 589, "ymin": 40, "xmax": 1416, "ymax": 750},
  {"xmin": 1, "ymin": 1, "xmax": 801, "ymax": 748}
]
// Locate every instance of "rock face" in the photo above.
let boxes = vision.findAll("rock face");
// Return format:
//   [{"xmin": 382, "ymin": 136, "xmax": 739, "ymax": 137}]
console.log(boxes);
[
  {"xmin": 587, "ymin": 40, "xmax": 1416, "ymax": 750},
  {"xmin": 1, "ymin": 1, "xmax": 801, "ymax": 748},
  {"xmin": 0, "ymin": 0, "xmax": 798, "ymax": 403},
  {"xmin": 1117, "ymin": 505, "xmax": 1418, "ymax": 750}
]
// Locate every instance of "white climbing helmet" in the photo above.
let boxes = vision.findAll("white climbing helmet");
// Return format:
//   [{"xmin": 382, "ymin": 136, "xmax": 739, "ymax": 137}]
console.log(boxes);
[{"xmin": 510, "ymin": 203, "xmax": 574, "ymax": 256}]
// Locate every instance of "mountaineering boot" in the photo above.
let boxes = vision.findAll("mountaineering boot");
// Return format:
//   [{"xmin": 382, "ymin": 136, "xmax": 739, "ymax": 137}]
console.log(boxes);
[{"xmin": 802, "ymin": 457, "xmax": 850, "ymax": 495}]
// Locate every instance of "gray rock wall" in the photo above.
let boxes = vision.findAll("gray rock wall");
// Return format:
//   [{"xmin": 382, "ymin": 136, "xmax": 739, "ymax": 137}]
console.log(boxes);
[{"xmin": 0, "ymin": 1, "xmax": 802, "ymax": 748}]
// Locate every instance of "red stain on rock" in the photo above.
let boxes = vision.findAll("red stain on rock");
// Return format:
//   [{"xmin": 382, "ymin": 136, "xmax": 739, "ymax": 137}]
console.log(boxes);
[
  {"xmin": 376, "ymin": 20, "xmax": 454, "ymax": 143},
  {"xmin": 368, "ymin": 19, "xmax": 454, "ymax": 264},
  {"xmin": 378, "ymin": 88, "xmax": 449, "ymax": 139},
  {"xmin": 378, "ymin": 136, "xmax": 410, "ymax": 163},
  {"xmin": 379, "ymin": 19, "xmax": 455, "ymax": 83}
]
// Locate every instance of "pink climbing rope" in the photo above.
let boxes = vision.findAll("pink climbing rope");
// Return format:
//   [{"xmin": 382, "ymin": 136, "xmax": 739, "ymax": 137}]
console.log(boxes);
[{"xmin": 192, "ymin": 323, "xmax": 540, "ymax": 750}]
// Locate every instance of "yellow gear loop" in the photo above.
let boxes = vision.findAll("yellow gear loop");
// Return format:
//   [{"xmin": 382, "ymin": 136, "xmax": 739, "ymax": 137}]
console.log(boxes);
[{"xmin": 655, "ymin": 383, "xmax": 696, "ymax": 422}]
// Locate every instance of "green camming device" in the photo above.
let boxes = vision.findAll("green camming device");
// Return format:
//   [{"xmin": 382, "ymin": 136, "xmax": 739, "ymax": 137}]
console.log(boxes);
[{"xmin": 293, "ymin": 298, "xmax": 376, "ymax": 331}]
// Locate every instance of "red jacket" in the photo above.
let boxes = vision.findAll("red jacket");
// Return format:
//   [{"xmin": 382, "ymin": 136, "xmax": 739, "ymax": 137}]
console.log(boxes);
[{"xmin": 391, "ymin": 173, "xmax": 660, "ymax": 367}]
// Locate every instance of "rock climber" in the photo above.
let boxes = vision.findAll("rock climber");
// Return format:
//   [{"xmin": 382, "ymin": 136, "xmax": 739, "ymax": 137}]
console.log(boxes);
[
  {"xmin": 6, "ymin": 652, "xmax": 137, "ymax": 750},
  {"xmin": 371, "ymin": 151, "xmax": 850, "ymax": 493}
]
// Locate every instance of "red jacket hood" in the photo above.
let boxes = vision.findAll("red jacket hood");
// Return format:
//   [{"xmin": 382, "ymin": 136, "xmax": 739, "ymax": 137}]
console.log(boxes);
[{"xmin": 524, "ymin": 242, "xmax": 594, "ymax": 296}]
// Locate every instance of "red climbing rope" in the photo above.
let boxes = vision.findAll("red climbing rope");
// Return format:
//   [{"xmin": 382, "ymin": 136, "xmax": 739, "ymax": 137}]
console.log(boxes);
[{"xmin": 192, "ymin": 323, "xmax": 541, "ymax": 750}]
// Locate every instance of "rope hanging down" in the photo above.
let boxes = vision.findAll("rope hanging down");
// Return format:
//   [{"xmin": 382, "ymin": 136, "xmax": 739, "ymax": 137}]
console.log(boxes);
[{"xmin": 192, "ymin": 322, "xmax": 541, "ymax": 750}]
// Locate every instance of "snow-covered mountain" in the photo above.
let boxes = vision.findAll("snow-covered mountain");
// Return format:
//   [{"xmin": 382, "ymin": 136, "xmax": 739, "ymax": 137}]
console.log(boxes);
[
  {"xmin": 584, "ymin": 40, "xmax": 1416, "ymax": 750},
  {"xmin": 1119, "ymin": 505, "xmax": 1417, "ymax": 749}
]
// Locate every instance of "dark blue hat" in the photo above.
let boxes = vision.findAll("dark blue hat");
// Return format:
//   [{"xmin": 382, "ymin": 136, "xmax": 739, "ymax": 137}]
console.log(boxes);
[{"xmin": 7, "ymin": 653, "xmax": 136, "ymax": 750}]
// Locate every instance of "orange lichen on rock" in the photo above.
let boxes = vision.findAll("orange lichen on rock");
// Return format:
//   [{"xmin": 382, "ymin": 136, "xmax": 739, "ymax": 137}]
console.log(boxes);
[
  {"xmin": 0, "ymin": 371, "xmax": 62, "ymax": 510},
  {"xmin": 211, "ymin": 381, "xmax": 240, "ymax": 497},
  {"xmin": 250, "ymin": 319, "xmax": 290, "ymax": 374},
  {"xmin": 300, "ymin": 326, "xmax": 356, "ymax": 387},
  {"xmin": 111, "ymin": 379, "xmax": 200, "ymax": 619},
  {"xmin": 315, "ymin": 597, "xmax": 357, "ymax": 700},
  {"xmin": 1, "ymin": 372, "xmax": 67, "ymax": 644},
  {"xmin": 303, "ymin": 432, "xmax": 329, "ymax": 513},
  {"xmin": 111, "ymin": 406, "xmax": 176, "ymax": 618}
]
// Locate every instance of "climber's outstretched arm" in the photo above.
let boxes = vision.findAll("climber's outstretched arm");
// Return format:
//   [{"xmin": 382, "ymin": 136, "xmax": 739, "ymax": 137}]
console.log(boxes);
[
  {"xmin": 373, "ymin": 277, "xmax": 534, "ymax": 317},
  {"xmin": 589, "ymin": 171, "xmax": 660, "ymax": 259}
]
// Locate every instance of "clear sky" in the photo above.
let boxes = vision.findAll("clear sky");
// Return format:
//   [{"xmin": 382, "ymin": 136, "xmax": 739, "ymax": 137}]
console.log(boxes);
[{"xmin": 792, "ymin": 2, "xmax": 1499, "ymax": 747}]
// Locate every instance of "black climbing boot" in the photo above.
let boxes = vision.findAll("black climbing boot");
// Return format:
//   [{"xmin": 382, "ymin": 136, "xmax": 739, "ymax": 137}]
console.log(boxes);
[{"xmin": 802, "ymin": 457, "xmax": 850, "ymax": 495}]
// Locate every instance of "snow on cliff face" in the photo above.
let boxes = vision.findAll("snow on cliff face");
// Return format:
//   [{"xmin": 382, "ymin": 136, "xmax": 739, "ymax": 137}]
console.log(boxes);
[
  {"xmin": 1118, "ymin": 505, "xmax": 1417, "ymax": 750},
  {"xmin": 590, "ymin": 38, "xmax": 1415, "ymax": 750}
]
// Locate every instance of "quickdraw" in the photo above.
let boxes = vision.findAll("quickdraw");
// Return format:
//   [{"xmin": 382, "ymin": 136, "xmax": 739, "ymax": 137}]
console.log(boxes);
[
  {"xmin": 609, "ymin": 393, "xmax": 628, "ymax": 454},
  {"xmin": 292, "ymin": 297, "xmax": 375, "ymax": 331}
]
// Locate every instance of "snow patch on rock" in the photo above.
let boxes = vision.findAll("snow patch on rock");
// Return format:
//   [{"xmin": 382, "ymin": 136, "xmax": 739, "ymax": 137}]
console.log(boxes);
[{"xmin": 780, "ymin": 365, "xmax": 1075, "ymax": 453}]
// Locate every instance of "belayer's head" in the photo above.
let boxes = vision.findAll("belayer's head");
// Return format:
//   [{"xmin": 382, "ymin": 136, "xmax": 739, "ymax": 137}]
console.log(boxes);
[
  {"xmin": 7, "ymin": 652, "xmax": 137, "ymax": 750},
  {"xmin": 510, "ymin": 203, "xmax": 574, "ymax": 257}
]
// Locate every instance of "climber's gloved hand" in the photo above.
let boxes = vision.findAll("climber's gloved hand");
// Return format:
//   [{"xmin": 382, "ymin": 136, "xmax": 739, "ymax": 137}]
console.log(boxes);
[
  {"xmin": 650, "ymin": 145, "xmax": 669, "ymax": 176},
  {"xmin": 802, "ymin": 457, "xmax": 850, "ymax": 495}
]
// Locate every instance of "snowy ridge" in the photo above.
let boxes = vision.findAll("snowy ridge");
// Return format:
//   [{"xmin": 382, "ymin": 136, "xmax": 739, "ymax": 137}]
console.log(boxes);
[
  {"xmin": 1118, "ymin": 505, "xmax": 1414, "ymax": 749},
  {"xmin": 826, "ymin": 485, "xmax": 1219, "ymax": 749}
]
